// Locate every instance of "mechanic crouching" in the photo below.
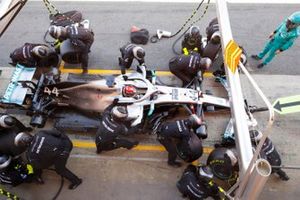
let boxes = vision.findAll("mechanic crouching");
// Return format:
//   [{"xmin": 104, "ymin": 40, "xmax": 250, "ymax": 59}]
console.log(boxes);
[
  {"xmin": 169, "ymin": 52, "xmax": 212, "ymax": 86},
  {"xmin": 177, "ymin": 164, "xmax": 224, "ymax": 200},
  {"xmin": 9, "ymin": 43, "xmax": 59, "ymax": 68},
  {"xmin": 181, "ymin": 26, "xmax": 203, "ymax": 54},
  {"xmin": 0, "ymin": 114, "xmax": 32, "ymax": 157},
  {"xmin": 119, "ymin": 43, "xmax": 146, "ymax": 74},
  {"xmin": 250, "ymin": 130, "xmax": 289, "ymax": 181},
  {"xmin": 95, "ymin": 102, "xmax": 139, "ymax": 154},
  {"xmin": 156, "ymin": 114, "xmax": 206, "ymax": 167},
  {"xmin": 48, "ymin": 25, "xmax": 94, "ymax": 74},
  {"xmin": 26, "ymin": 129, "xmax": 82, "ymax": 189},
  {"xmin": 0, "ymin": 154, "xmax": 35, "ymax": 187},
  {"xmin": 0, "ymin": 114, "xmax": 36, "ymax": 186}
]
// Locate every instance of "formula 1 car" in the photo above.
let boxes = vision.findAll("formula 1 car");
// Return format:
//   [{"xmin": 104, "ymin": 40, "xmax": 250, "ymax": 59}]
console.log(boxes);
[{"xmin": 0, "ymin": 64, "xmax": 230, "ymax": 132}]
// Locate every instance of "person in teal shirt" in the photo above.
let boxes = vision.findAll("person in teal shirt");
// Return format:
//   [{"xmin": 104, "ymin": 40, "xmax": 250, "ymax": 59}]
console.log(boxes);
[{"xmin": 252, "ymin": 11, "xmax": 300, "ymax": 68}]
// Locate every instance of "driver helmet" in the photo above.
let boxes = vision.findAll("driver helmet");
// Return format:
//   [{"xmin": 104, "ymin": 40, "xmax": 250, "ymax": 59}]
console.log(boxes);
[
  {"xmin": 32, "ymin": 46, "xmax": 51, "ymax": 58},
  {"xmin": 0, "ymin": 115, "xmax": 15, "ymax": 128},
  {"xmin": 111, "ymin": 106, "xmax": 128, "ymax": 120},
  {"xmin": 14, "ymin": 132, "xmax": 33, "ymax": 147},
  {"xmin": 0, "ymin": 154, "xmax": 11, "ymax": 169},
  {"xmin": 133, "ymin": 46, "xmax": 145, "ymax": 60},
  {"xmin": 48, "ymin": 25, "xmax": 67, "ymax": 39},
  {"xmin": 199, "ymin": 57, "xmax": 212, "ymax": 70}
]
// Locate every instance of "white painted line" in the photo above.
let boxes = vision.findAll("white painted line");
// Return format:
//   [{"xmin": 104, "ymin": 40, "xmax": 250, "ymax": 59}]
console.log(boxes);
[
  {"xmin": 28, "ymin": 0, "xmax": 300, "ymax": 4},
  {"xmin": 71, "ymin": 154, "xmax": 168, "ymax": 162}
]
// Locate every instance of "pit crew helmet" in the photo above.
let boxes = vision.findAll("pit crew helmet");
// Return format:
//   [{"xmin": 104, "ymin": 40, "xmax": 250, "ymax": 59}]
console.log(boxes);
[
  {"xmin": 14, "ymin": 132, "xmax": 33, "ymax": 147},
  {"xmin": 0, "ymin": 154, "xmax": 11, "ymax": 169},
  {"xmin": 133, "ymin": 46, "xmax": 145, "ymax": 60},
  {"xmin": 111, "ymin": 106, "xmax": 128, "ymax": 120}
]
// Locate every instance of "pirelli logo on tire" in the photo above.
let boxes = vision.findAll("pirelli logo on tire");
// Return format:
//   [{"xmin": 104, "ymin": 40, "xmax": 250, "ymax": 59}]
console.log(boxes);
[{"xmin": 224, "ymin": 40, "xmax": 242, "ymax": 74}]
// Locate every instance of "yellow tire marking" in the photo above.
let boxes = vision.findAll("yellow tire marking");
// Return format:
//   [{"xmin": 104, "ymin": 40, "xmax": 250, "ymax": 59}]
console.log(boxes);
[{"xmin": 72, "ymin": 140, "xmax": 214, "ymax": 154}]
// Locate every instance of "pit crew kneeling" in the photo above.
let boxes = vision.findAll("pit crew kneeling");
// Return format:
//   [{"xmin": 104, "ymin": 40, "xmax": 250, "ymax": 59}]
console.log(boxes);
[
  {"xmin": 177, "ymin": 164, "xmax": 225, "ymax": 200},
  {"xmin": 0, "ymin": 114, "xmax": 36, "ymax": 186},
  {"xmin": 26, "ymin": 129, "xmax": 82, "ymax": 189},
  {"xmin": 95, "ymin": 101, "xmax": 139, "ymax": 154},
  {"xmin": 169, "ymin": 52, "xmax": 212, "ymax": 86},
  {"xmin": 156, "ymin": 114, "xmax": 207, "ymax": 167},
  {"xmin": 9, "ymin": 43, "xmax": 59, "ymax": 68}
]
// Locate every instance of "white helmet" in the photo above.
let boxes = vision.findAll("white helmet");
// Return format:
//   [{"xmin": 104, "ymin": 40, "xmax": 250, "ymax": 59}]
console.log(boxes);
[
  {"xmin": 111, "ymin": 106, "xmax": 128, "ymax": 119},
  {"xmin": 133, "ymin": 46, "xmax": 145, "ymax": 60},
  {"xmin": 211, "ymin": 31, "xmax": 221, "ymax": 44},
  {"xmin": 48, "ymin": 25, "xmax": 66, "ymax": 39},
  {"xmin": 0, "ymin": 115, "xmax": 15, "ymax": 128},
  {"xmin": 198, "ymin": 165, "xmax": 214, "ymax": 180},
  {"xmin": 32, "ymin": 46, "xmax": 50, "ymax": 58},
  {"xmin": 14, "ymin": 132, "xmax": 33, "ymax": 147},
  {"xmin": 0, "ymin": 154, "xmax": 11, "ymax": 169},
  {"xmin": 199, "ymin": 57, "xmax": 212, "ymax": 70}
]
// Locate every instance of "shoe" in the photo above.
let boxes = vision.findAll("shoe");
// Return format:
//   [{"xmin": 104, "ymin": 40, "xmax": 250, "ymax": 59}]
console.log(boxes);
[
  {"xmin": 277, "ymin": 170, "xmax": 290, "ymax": 181},
  {"xmin": 251, "ymin": 55, "xmax": 261, "ymax": 60},
  {"xmin": 127, "ymin": 141, "xmax": 139, "ymax": 150},
  {"xmin": 168, "ymin": 160, "xmax": 182, "ymax": 168},
  {"xmin": 69, "ymin": 179, "xmax": 82, "ymax": 190},
  {"xmin": 96, "ymin": 148, "xmax": 102, "ymax": 154},
  {"xmin": 257, "ymin": 63, "xmax": 265, "ymax": 68},
  {"xmin": 82, "ymin": 69, "xmax": 88, "ymax": 74}
]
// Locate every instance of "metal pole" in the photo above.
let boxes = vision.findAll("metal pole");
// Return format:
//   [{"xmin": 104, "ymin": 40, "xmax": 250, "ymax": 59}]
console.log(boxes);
[
  {"xmin": 216, "ymin": 0, "xmax": 253, "ymax": 176},
  {"xmin": 241, "ymin": 159, "xmax": 272, "ymax": 199}
]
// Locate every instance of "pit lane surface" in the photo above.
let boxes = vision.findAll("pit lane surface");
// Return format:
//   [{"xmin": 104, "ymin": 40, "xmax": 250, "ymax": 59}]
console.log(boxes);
[
  {"xmin": 1, "ymin": 1, "xmax": 300, "ymax": 200},
  {"xmin": 1, "ymin": 2, "xmax": 300, "ymax": 75}
]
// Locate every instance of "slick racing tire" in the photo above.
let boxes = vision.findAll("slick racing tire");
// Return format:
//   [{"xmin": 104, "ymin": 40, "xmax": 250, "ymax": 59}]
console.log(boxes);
[
  {"xmin": 207, "ymin": 147, "xmax": 237, "ymax": 180},
  {"xmin": 60, "ymin": 39, "xmax": 83, "ymax": 64}
]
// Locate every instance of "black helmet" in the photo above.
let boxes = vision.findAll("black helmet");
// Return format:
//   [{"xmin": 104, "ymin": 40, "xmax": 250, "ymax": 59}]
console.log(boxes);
[
  {"xmin": 14, "ymin": 132, "xmax": 33, "ymax": 147},
  {"xmin": 189, "ymin": 26, "xmax": 201, "ymax": 38},
  {"xmin": 0, "ymin": 115, "xmax": 15, "ymax": 128},
  {"xmin": 111, "ymin": 106, "xmax": 128, "ymax": 120},
  {"xmin": 0, "ymin": 154, "xmax": 11, "ymax": 169},
  {"xmin": 133, "ymin": 46, "xmax": 145, "ymax": 60}
]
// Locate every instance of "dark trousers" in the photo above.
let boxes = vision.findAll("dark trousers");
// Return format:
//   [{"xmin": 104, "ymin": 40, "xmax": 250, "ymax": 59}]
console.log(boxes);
[
  {"xmin": 53, "ymin": 139, "xmax": 80, "ymax": 184},
  {"xmin": 158, "ymin": 137, "xmax": 178, "ymax": 163},
  {"xmin": 81, "ymin": 53, "xmax": 89, "ymax": 70},
  {"xmin": 96, "ymin": 136, "xmax": 136, "ymax": 152},
  {"xmin": 32, "ymin": 140, "xmax": 80, "ymax": 185},
  {"xmin": 54, "ymin": 150, "xmax": 81, "ymax": 184},
  {"xmin": 169, "ymin": 65, "xmax": 194, "ymax": 86}
]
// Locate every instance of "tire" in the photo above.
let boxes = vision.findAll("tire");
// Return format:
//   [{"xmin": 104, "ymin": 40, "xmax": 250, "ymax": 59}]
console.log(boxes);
[{"xmin": 207, "ymin": 147, "xmax": 237, "ymax": 180}]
